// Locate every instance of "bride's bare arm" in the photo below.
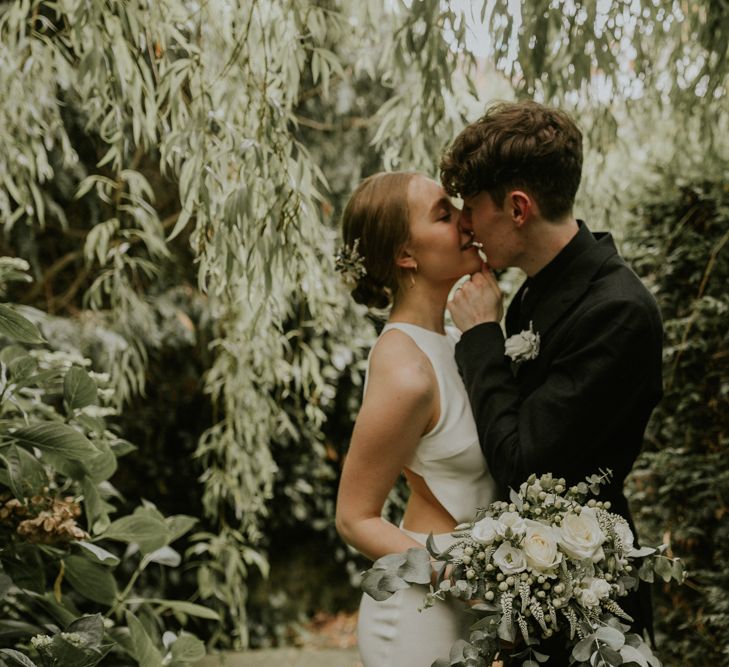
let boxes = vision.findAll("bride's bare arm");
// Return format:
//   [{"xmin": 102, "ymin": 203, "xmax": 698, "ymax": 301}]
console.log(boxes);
[{"xmin": 335, "ymin": 331, "xmax": 437, "ymax": 561}]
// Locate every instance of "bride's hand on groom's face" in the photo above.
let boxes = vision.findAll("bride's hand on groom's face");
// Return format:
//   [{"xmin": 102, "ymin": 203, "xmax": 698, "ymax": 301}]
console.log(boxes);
[{"xmin": 448, "ymin": 264, "xmax": 503, "ymax": 331}]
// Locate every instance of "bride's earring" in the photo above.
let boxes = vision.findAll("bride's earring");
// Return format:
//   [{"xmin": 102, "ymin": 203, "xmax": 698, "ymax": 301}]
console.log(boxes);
[{"xmin": 409, "ymin": 263, "xmax": 417, "ymax": 288}]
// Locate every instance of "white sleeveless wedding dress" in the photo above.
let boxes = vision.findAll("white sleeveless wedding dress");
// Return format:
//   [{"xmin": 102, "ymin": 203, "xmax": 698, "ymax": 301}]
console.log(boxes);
[{"xmin": 357, "ymin": 322, "xmax": 498, "ymax": 667}]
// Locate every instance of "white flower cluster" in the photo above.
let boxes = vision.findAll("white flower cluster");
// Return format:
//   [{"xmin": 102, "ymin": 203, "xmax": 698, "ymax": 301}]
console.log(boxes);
[{"xmin": 423, "ymin": 471, "xmax": 682, "ymax": 664}]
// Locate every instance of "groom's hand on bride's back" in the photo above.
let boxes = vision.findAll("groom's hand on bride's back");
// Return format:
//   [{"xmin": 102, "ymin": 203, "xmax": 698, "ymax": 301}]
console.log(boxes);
[{"xmin": 448, "ymin": 264, "xmax": 503, "ymax": 332}]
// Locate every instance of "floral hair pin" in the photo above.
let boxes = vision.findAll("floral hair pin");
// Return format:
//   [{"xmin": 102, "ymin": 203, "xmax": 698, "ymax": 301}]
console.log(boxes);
[{"xmin": 335, "ymin": 238, "xmax": 367, "ymax": 285}]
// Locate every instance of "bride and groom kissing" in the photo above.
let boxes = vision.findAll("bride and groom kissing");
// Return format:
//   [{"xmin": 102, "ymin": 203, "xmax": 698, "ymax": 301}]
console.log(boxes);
[{"xmin": 334, "ymin": 100, "xmax": 662, "ymax": 666}]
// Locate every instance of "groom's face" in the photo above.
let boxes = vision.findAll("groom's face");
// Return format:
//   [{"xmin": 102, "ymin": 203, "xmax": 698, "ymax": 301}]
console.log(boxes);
[{"xmin": 461, "ymin": 191, "xmax": 518, "ymax": 270}]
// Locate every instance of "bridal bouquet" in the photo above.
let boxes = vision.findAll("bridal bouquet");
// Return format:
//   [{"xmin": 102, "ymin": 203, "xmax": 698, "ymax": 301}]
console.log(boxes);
[{"xmin": 362, "ymin": 470, "xmax": 684, "ymax": 667}]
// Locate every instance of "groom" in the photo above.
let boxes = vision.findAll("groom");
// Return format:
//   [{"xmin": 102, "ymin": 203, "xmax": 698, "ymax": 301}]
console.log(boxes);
[{"xmin": 443, "ymin": 101, "xmax": 662, "ymax": 663}]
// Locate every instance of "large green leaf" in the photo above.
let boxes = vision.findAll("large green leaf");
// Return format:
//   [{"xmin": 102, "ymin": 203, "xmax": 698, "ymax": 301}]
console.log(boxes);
[
  {"xmin": 0, "ymin": 305, "xmax": 44, "ymax": 344},
  {"xmin": 19, "ymin": 591, "xmax": 76, "ymax": 626},
  {"xmin": 125, "ymin": 611, "xmax": 164, "ymax": 667},
  {"xmin": 81, "ymin": 478, "xmax": 110, "ymax": 534},
  {"xmin": 63, "ymin": 367, "xmax": 97, "ymax": 411},
  {"xmin": 3, "ymin": 549, "xmax": 45, "ymax": 594},
  {"xmin": 165, "ymin": 515, "xmax": 198, "ymax": 543},
  {"xmin": 169, "ymin": 633, "xmax": 205, "ymax": 663},
  {"xmin": 11, "ymin": 423, "xmax": 97, "ymax": 461},
  {"xmin": 102, "ymin": 509, "xmax": 170, "ymax": 554},
  {"xmin": 74, "ymin": 541, "xmax": 120, "ymax": 567},
  {"xmin": 67, "ymin": 614, "xmax": 105, "ymax": 646},
  {"xmin": 0, "ymin": 649, "xmax": 39, "ymax": 667},
  {"xmin": 83, "ymin": 440, "xmax": 117, "ymax": 483},
  {"xmin": 0, "ymin": 619, "xmax": 45, "ymax": 642},
  {"xmin": 63, "ymin": 555, "xmax": 118, "ymax": 606},
  {"xmin": 7, "ymin": 355, "xmax": 37, "ymax": 381},
  {"xmin": 1, "ymin": 445, "xmax": 47, "ymax": 498},
  {"xmin": 39, "ymin": 450, "xmax": 87, "ymax": 481}
]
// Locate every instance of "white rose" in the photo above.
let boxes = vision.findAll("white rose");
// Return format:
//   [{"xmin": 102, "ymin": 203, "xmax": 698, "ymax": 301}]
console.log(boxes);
[
  {"xmin": 496, "ymin": 512, "xmax": 527, "ymax": 537},
  {"xmin": 578, "ymin": 588, "xmax": 600, "ymax": 608},
  {"xmin": 492, "ymin": 542, "xmax": 527, "ymax": 575},
  {"xmin": 614, "ymin": 520, "xmax": 635, "ymax": 552},
  {"xmin": 558, "ymin": 507, "xmax": 606, "ymax": 561},
  {"xmin": 522, "ymin": 525, "xmax": 562, "ymax": 571},
  {"xmin": 504, "ymin": 322, "xmax": 540, "ymax": 363},
  {"xmin": 471, "ymin": 517, "xmax": 501, "ymax": 545},
  {"xmin": 587, "ymin": 577, "xmax": 612, "ymax": 600}
]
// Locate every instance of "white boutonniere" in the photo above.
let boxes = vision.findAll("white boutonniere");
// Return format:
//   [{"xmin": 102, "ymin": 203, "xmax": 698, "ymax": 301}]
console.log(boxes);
[{"xmin": 504, "ymin": 321, "xmax": 540, "ymax": 364}]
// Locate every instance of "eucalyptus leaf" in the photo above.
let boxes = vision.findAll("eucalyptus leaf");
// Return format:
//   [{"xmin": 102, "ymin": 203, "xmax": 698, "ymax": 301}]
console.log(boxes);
[
  {"xmin": 619, "ymin": 644, "xmax": 649, "ymax": 667},
  {"xmin": 497, "ymin": 612, "xmax": 516, "ymax": 642},
  {"xmin": 627, "ymin": 546, "xmax": 655, "ymax": 558},
  {"xmin": 371, "ymin": 552, "xmax": 407, "ymax": 571},
  {"xmin": 595, "ymin": 626, "xmax": 625, "ymax": 650},
  {"xmin": 397, "ymin": 547, "xmax": 431, "ymax": 584},
  {"xmin": 572, "ymin": 636, "xmax": 595, "ymax": 661},
  {"xmin": 361, "ymin": 569, "xmax": 407, "ymax": 602},
  {"xmin": 597, "ymin": 645, "xmax": 622, "ymax": 666}
]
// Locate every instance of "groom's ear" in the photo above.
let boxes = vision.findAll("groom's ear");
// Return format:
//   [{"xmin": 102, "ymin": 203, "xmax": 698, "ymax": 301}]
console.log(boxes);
[{"xmin": 508, "ymin": 190, "xmax": 533, "ymax": 228}]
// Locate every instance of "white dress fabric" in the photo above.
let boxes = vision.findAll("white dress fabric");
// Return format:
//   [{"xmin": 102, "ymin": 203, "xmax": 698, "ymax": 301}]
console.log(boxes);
[{"xmin": 357, "ymin": 322, "xmax": 498, "ymax": 667}]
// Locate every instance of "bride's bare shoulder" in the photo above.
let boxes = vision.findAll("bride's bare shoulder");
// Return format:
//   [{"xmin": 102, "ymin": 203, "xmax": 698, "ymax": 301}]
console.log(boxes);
[{"xmin": 367, "ymin": 329, "xmax": 435, "ymax": 397}]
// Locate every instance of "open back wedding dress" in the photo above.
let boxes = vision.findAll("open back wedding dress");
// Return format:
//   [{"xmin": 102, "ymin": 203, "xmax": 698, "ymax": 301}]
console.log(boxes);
[{"xmin": 357, "ymin": 322, "xmax": 497, "ymax": 667}]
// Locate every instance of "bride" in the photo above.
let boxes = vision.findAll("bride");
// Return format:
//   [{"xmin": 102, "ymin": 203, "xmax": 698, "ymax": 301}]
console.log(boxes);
[{"xmin": 335, "ymin": 171, "xmax": 499, "ymax": 666}]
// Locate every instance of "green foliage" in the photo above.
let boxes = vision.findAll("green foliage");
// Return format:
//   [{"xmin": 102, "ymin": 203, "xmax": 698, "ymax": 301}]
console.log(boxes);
[
  {"xmin": 624, "ymin": 169, "xmax": 729, "ymax": 666},
  {"xmin": 481, "ymin": 1, "xmax": 729, "ymax": 131},
  {"xmin": 0, "ymin": 264, "xmax": 211, "ymax": 665},
  {"xmin": 2, "ymin": 0, "xmax": 727, "ymax": 654},
  {"xmin": 0, "ymin": 0, "xmax": 479, "ymax": 648}
]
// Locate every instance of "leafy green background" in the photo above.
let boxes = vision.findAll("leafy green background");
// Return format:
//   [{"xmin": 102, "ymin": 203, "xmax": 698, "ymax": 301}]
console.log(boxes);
[{"xmin": 0, "ymin": 1, "xmax": 726, "ymax": 665}]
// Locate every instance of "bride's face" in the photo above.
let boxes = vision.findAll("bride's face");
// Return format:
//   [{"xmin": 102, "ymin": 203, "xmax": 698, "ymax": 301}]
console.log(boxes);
[{"xmin": 404, "ymin": 176, "xmax": 482, "ymax": 285}]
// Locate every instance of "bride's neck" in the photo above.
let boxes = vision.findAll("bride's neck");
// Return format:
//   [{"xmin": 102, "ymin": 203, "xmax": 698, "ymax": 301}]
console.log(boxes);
[{"xmin": 389, "ymin": 283, "xmax": 451, "ymax": 334}]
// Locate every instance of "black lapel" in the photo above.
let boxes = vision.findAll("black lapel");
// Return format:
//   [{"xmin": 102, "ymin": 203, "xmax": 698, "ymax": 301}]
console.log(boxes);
[{"xmin": 528, "ymin": 234, "xmax": 618, "ymax": 340}]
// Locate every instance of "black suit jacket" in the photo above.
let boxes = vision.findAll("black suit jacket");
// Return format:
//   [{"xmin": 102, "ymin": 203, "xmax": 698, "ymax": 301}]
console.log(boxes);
[{"xmin": 454, "ymin": 222, "xmax": 662, "ymax": 647}]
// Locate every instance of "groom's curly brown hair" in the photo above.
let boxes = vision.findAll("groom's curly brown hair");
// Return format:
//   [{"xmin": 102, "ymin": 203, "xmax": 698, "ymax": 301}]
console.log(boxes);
[{"xmin": 440, "ymin": 100, "xmax": 583, "ymax": 221}]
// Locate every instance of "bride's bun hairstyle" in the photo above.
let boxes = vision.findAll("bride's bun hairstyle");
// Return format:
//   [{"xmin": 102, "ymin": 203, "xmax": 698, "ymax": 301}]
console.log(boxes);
[
  {"xmin": 440, "ymin": 100, "xmax": 583, "ymax": 221},
  {"xmin": 339, "ymin": 171, "xmax": 417, "ymax": 309}
]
